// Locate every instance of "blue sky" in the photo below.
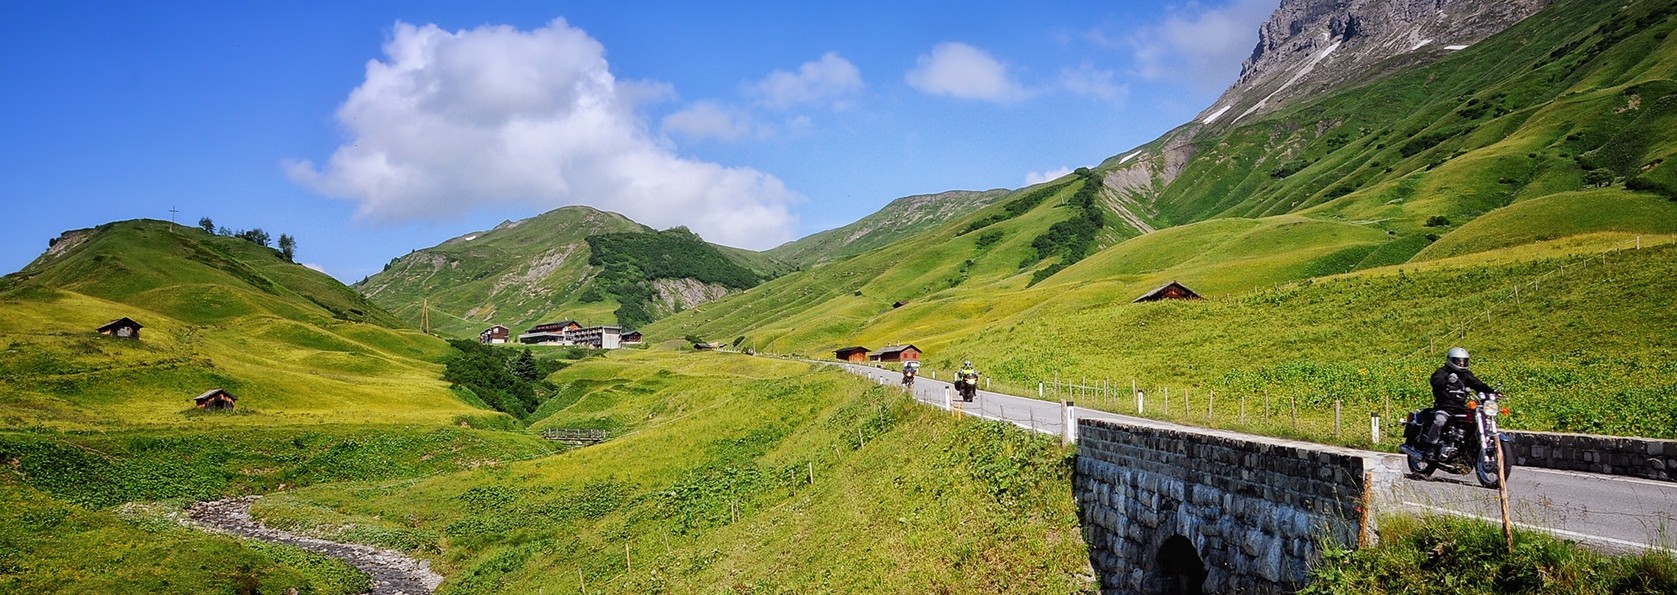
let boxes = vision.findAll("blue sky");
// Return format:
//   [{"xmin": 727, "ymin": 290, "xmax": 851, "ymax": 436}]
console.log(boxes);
[{"xmin": 0, "ymin": 0, "xmax": 1277, "ymax": 282}]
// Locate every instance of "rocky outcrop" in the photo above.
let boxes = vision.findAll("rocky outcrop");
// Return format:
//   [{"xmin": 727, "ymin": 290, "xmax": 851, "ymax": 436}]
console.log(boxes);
[
  {"xmin": 1200, "ymin": 0, "xmax": 1552, "ymax": 126},
  {"xmin": 652, "ymin": 278, "xmax": 732, "ymax": 314}
]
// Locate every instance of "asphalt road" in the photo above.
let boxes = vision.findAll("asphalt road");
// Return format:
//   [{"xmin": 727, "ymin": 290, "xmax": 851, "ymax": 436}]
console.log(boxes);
[{"xmin": 839, "ymin": 363, "xmax": 1677, "ymax": 554}]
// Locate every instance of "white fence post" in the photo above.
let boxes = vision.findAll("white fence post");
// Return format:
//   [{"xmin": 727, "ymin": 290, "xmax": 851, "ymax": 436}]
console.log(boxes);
[
  {"xmin": 1039, "ymin": 382, "xmax": 1044, "ymax": 398},
  {"xmin": 1062, "ymin": 401, "xmax": 1077, "ymax": 446},
  {"xmin": 944, "ymin": 385, "xmax": 953, "ymax": 412},
  {"xmin": 1370, "ymin": 412, "xmax": 1381, "ymax": 444}
]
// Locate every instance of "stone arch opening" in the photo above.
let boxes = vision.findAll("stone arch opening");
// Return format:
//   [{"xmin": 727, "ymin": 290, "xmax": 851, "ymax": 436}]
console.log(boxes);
[{"xmin": 1155, "ymin": 534, "xmax": 1207, "ymax": 595}]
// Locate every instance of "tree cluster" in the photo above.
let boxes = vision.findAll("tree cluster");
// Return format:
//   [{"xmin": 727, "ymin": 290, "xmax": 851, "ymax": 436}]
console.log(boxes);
[
  {"xmin": 1023, "ymin": 168, "xmax": 1106, "ymax": 285},
  {"xmin": 197, "ymin": 217, "xmax": 297, "ymax": 262},
  {"xmin": 440, "ymin": 339, "xmax": 566, "ymax": 419}
]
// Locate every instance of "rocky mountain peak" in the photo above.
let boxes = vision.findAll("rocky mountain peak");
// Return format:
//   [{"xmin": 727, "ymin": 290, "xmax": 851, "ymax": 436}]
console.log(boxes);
[{"xmin": 1198, "ymin": 0, "xmax": 1552, "ymax": 126}]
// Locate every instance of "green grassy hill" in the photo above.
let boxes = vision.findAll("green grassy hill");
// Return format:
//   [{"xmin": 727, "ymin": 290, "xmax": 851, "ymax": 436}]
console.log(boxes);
[
  {"xmin": 356, "ymin": 205, "xmax": 793, "ymax": 338},
  {"xmin": 0, "ymin": 219, "xmax": 486, "ymax": 429},
  {"xmin": 766, "ymin": 188, "xmax": 1012, "ymax": 267},
  {"xmin": 250, "ymin": 350, "xmax": 1091, "ymax": 594},
  {"xmin": 0, "ymin": 219, "xmax": 564, "ymax": 593}
]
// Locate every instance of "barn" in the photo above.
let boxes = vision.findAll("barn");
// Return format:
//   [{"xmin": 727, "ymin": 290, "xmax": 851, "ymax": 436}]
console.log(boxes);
[
  {"xmin": 192, "ymin": 389, "xmax": 237, "ymax": 411},
  {"xmin": 872, "ymin": 344, "xmax": 922, "ymax": 363},
  {"xmin": 833, "ymin": 346, "xmax": 870, "ymax": 363},
  {"xmin": 1133, "ymin": 281, "xmax": 1203, "ymax": 303},
  {"xmin": 97, "ymin": 317, "xmax": 143, "ymax": 340}
]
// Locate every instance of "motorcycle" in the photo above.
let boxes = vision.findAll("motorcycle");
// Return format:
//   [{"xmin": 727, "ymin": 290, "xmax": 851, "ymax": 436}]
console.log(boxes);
[
  {"xmin": 954, "ymin": 374, "xmax": 978, "ymax": 402},
  {"xmin": 901, "ymin": 366, "xmax": 916, "ymax": 390},
  {"xmin": 1400, "ymin": 389, "xmax": 1514, "ymax": 488}
]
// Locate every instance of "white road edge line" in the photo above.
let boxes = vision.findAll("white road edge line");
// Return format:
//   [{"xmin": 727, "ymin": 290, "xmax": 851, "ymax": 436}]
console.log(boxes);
[
  {"xmin": 1399, "ymin": 501, "xmax": 1669, "ymax": 552},
  {"xmin": 1518, "ymin": 467, "xmax": 1677, "ymax": 489}
]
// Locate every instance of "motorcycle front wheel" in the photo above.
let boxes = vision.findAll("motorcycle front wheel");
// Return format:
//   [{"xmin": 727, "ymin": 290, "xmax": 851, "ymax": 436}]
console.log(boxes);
[{"xmin": 1475, "ymin": 440, "xmax": 1513, "ymax": 488}]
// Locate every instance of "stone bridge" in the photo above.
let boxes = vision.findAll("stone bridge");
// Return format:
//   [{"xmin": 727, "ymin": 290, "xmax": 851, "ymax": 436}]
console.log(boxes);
[{"xmin": 1074, "ymin": 418, "xmax": 1398, "ymax": 594}]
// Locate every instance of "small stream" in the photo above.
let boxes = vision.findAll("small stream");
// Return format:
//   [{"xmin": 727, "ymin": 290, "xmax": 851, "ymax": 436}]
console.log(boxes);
[{"xmin": 184, "ymin": 496, "xmax": 443, "ymax": 595}]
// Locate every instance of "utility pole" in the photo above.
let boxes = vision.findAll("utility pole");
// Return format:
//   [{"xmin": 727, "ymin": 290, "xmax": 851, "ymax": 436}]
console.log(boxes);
[{"xmin": 421, "ymin": 298, "xmax": 431, "ymax": 334}]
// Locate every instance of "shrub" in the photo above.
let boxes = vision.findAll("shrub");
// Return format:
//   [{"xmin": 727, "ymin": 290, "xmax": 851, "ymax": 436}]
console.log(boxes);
[{"xmin": 1425, "ymin": 215, "xmax": 1451, "ymax": 227}]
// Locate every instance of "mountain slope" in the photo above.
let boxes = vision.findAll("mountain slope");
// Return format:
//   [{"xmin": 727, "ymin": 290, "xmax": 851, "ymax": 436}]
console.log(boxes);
[
  {"xmin": 1201, "ymin": 0, "xmax": 1554, "ymax": 127},
  {"xmin": 646, "ymin": 0, "xmax": 1677, "ymax": 440},
  {"xmin": 356, "ymin": 206, "xmax": 791, "ymax": 337},
  {"xmin": 1105, "ymin": 0, "xmax": 1677, "ymax": 238},
  {"xmin": 766, "ymin": 188, "xmax": 1011, "ymax": 267},
  {"xmin": 0, "ymin": 219, "xmax": 483, "ymax": 428}
]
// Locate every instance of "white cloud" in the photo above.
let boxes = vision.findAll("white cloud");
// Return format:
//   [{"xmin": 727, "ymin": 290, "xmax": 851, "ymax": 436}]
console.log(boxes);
[
  {"xmin": 285, "ymin": 18, "xmax": 796, "ymax": 249},
  {"xmin": 748, "ymin": 52, "xmax": 863, "ymax": 110},
  {"xmin": 905, "ymin": 42, "xmax": 1031, "ymax": 102},
  {"xmin": 662, "ymin": 101, "xmax": 755, "ymax": 141},
  {"xmin": 1025, "ymin": 167, "xmax": 1074, "ymax": 186},
  {"xmin": 1121, "ymin": 0, "xmax": 1278, "ymax": 91},
  {"xmin": 1059, "ymin": 63, "xmax": 1128, "ymax": 103}
]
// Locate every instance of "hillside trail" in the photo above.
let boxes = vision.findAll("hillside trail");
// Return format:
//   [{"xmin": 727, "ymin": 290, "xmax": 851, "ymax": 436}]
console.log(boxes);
[{"xmin": 183, "ymin": 496, "xmax": 443, "ymax": 595}]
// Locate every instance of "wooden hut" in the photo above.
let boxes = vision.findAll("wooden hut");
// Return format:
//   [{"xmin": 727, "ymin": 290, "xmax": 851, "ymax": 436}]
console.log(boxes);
[
  {"xmin": 96, "ymin": 317, "xmax": 143, "ymax": 340},
  {"xmin": 192, "ymin": 389, "xmax": 237, "ymax": 411},
  {"xmin": 833, "ymin": 346, "xmax": 870, "ymax": 363},
  {"xmin": 621, "ymin": 331, "xmax": 643, "ymax": 344},
  {"xmin": 872, "ymin": 344, "xmax": 922, "ymax": 363},
  {"xmin": 1133, "ymin": 281, "xmax": 1203, "ymax": 303}
]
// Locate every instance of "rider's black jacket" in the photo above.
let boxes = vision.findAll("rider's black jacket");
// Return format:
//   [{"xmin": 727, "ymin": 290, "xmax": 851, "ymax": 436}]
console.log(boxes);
[{"xmin": 1429, "ymin": 365, "xmax": 1493, "ymax": 414}]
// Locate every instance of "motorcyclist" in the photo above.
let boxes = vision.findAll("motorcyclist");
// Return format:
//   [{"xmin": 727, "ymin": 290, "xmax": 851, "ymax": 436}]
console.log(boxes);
[
  {"xmin": 1422, "ymin": 347, "xmax": 1496, "ymax": 451},
  {"xmin": 902, "ymin": 360, "xmax": 919, "ymax": 383},
  {"xmin": 956, "ymin": 360, "xmax": 979, "ymax": 399}
]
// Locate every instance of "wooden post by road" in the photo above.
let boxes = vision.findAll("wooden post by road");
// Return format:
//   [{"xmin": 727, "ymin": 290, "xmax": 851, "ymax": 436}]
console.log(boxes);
[
  {"xmin": 1334, "ymin": 400, "xmax": 1342, "ymax": 438},
  {"xmin": 1497, "ymin": 437, "xmax": 1514, "ymax": 553}
]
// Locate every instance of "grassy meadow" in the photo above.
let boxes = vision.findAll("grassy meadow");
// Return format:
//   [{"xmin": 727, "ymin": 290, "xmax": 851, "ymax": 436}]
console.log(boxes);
[{"xmin": 250, "ymin": 350, "xmax": 1092, "ymax": 594}]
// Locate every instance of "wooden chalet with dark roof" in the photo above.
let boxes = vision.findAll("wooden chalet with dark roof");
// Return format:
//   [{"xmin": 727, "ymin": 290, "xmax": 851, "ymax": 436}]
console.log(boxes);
[
  {"xmin": 833, "ymin": 346, "xmax": 870, "ymax": 363},
  {"xmin": 192, "ymin": 388, "xmax": 237, "ymax": 411},
  {"xmin": 621, "ymin": 330, "xmax": 643, "ymax": 344},
  {"xmin": 96, "ymin": 317, "xmax": 143, "ymax": 340},
  {"xmin": 1133, "ymin": 281, "xmax": 1203, "ymax": 303},
  {"xmin": 479, "ymin": 325, "xmax": 510, "ymax": 344},
  {"xmin": 871, "ymin": 344, "xmax": 922, "ymax": 363}
]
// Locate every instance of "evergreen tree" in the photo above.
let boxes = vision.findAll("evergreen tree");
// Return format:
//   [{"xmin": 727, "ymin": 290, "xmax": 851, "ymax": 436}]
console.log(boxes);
[{"xmin": 511, "ymin": 349, "xmax": 540, "ymax": 382}]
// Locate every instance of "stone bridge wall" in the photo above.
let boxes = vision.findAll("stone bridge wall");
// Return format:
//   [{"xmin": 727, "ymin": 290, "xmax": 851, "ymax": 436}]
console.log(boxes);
[
  {"xmin": 1075, "ymin": 418, "xmax": 1385, "ymax": 594},
  {"xmin": 1507, "ymin": 430, "xmax": 1676, "ymax": 482}
]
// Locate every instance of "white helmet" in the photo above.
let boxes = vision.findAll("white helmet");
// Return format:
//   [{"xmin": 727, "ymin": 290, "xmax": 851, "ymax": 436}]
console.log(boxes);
[
  {"xmin": 963, "ymin": 360, "xmax": 972, "ymax": 367},
  {"xmin": 1446, "ymin": 347, "xmax": 1470, "ymax": 371}
]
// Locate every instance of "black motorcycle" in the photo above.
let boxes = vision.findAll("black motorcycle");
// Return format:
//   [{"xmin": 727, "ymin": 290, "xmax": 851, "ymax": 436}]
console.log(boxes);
[
  {"xmin": 954, "ymin": 374, "xmax": 978, "ymax": 402},
  {"xmin": 901, "ymin": 366, "xmax": 916, "ymax": 390},
  {"xmin": 1401, "ymin": 389, "xmax": 1514, "ymax": 488}
]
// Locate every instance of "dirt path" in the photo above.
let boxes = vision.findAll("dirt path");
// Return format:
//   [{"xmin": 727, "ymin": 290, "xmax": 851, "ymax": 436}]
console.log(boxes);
[{"xmin": 184, "ymin": 496, "xmax": 443, "ymax": 595}]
